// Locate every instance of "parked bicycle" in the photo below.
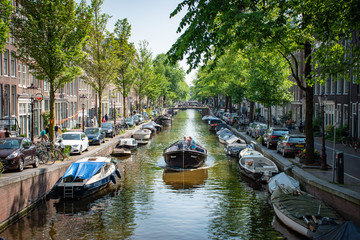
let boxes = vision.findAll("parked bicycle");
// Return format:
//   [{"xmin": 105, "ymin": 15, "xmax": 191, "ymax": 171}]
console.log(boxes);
[{"xmin": 341, "ymin": 131, "xmax": 355, "ymax": 148}]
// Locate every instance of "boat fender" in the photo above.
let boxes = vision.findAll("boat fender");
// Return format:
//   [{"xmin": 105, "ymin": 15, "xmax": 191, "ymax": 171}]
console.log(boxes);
[
  {"xmin": 110, "ymin": 174, "xmax": 117, "ymax": 184},
  {"xmin": 115, "ymin": 169, "xmax": 121, "ymax": 178}
]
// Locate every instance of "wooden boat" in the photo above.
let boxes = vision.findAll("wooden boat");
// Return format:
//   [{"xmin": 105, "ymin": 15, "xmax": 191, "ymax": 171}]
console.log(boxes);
[
  {"xmin": 270, "ymin": 188, "xmax": 344, "ymax": 238},
  {"xmin": 238, "ymin": 153, "xmax": 278, "ymax": 182},
  {"xmin": 132, "ymin": 129, "xmax": 152, "ymax": 141},
  {"xmin": 54, "ymin": 157, "xmax": 121, "ymax": 199},
  {"xmin": 163, "ymin": 140, "xmax": 207, "ymax": 169},
  {"xmin": 111, "ymin": 147, "xmax": 132, "ymax": 157},
  {"xmin": 116, "ymin": 137, "xmax": 137, "ymax": 150}
]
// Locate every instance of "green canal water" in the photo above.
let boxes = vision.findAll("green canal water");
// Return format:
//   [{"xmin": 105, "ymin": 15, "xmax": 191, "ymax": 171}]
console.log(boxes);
[{"xmin": 0, "ymin": 110, "xmax": 293, "ymax": 240}]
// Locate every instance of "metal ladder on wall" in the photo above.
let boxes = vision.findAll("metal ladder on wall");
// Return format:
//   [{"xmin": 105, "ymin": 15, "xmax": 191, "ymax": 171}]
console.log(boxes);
[{"xmin": 63, "ymin": 185, "xmax": 74, "ymax": 199}]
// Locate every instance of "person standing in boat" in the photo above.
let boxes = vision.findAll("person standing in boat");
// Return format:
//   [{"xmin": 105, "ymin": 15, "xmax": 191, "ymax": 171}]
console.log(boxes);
[{"xmin": 183, "ymin": 136, "xmax": 188, "ymax": 148}]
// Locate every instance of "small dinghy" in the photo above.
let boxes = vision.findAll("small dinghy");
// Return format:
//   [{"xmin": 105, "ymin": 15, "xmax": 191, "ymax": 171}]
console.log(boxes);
[
  {"xmin": 163, "ymin": 140, "xmax": 207, "ymax": 169},
  {"xmin": 132, "ymin": 129, "xmax": 152, "ymax": 144},
  {"xmin": 111, "ymin": 147, "xmax": 132, "ymax": 157},
  {"xmin": 224, "ymin": 143, "xmax": 248, "ymax": 158},
  {"xmin": 238, "ymin": 149, "xmax": 278, "ymax": 182},
  {"xmin": 116, "ymin": 138, "xmax": 138, "ymax": 150},
  {"xmin": 54, "ymin": 157, "xmax": 121, "ymax": 199}
]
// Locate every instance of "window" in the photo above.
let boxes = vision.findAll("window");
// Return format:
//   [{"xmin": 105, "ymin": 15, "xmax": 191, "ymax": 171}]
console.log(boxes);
[
  {"xmin": 330, "ymin": 74, "xmax": 335, "ymax": 94},
  {"xmin": 22, "ymin": 65, "xmax": 26, "ymax": 86},
  {"xmin": 343, "ymin": 104, "xmax": 349, "ymax": 126},
  {"xmin": 337, "ymin": 74, "xmax": 342, "ymax": 94},
  {"xmin": 3, "ymin": 50, "xmax": 9, "ymax": 76},
  {"xmin": 10, "ymin": 52, "xmax": 16, "ymax": 77},
  {"xmin": 44, "ymin": 80, "xmax": 48, "ymax": 91},
  {"xmin": 343, "ymin": 78, "xmax": 349, "ymax": 94},
  {"xmin": 18, "ymin": 63, "xmax": 22, "ymax": 85}
]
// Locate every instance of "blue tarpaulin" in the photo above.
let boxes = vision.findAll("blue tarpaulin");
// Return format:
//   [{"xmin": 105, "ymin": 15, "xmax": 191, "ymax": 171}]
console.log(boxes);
[{"xmin": 62, "ymin": 162, "xmax": 106, "ymax": 180}]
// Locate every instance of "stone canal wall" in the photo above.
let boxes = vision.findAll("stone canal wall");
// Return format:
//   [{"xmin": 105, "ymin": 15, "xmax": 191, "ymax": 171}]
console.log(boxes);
[{"xmin": 0, "ymin": 128, "xmax": 135, "ymax": 232}]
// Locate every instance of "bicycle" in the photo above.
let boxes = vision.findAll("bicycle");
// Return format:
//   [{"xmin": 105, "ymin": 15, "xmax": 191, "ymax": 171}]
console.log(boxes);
[
  {"xmin": 35, "ymin": 142, "xmax": 54, "ymax": 165},
  {"xmin": 341, "ymin": 131, "xmax": 355, "ymax": 148}
]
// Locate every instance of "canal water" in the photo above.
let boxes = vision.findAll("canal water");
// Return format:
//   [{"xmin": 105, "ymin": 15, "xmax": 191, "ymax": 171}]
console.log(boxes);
[{"xmin": 1, "ymin": 110, "xmax": 291, "ymax": 240}]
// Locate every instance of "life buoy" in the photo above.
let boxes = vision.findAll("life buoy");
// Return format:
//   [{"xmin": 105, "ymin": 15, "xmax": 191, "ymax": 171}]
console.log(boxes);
[
  {"xmin": 115, "ymin": 169, "xmax": 121, "ymax": 178},
  {"xmin": 110, "ymin": 174, "xmax": 116, "ymax": 184}
]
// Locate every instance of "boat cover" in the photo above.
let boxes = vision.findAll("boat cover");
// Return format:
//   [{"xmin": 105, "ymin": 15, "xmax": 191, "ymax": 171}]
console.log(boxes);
[
  {"xmin": 268, "ymin": 172, "xmax": 300, "ymax": 194},
  {"xmin": 314, "ymin": 221, "xmax": 360, "ymax": 240},
  {"xmin": 271, "ymin": 189, "xmax": 340, "ymax": 220},
  {"xmin": 62, "ymin": 162, "xmax": 106, "ymax": 180}
]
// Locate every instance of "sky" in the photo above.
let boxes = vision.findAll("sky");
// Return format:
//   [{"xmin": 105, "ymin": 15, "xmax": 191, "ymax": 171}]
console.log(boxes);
[{"xmin": 87, "ymin": 0, "xmax": 197, "ymax": 86}]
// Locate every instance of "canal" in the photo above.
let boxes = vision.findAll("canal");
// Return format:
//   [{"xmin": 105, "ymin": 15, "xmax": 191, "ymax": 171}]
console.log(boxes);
[{"xmin": 1, "ymin": 110, "xmax": 289, "ymax": 240}]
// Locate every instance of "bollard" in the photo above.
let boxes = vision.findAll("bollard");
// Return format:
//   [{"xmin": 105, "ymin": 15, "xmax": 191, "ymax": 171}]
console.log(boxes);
[
  {"xmin": 355, "ymin": 141, "xmax": 357, "ymax": 152},
  {"xmin": 336, "ymin": 152, "xmax": 344, "ymax": 184}
]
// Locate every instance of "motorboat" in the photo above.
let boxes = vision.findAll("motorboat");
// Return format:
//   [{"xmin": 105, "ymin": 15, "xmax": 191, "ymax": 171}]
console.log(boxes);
[
  {"xmin": 267, "ymin": 172, "xmax": 300, "ymax": 194},
  {"xmin": 163, "ymin": 140, "xmax": 207, "ymax": 169},
  {"xmin": 132, "ymin": 129, "xmax": 152, "ymax": 144},
  {"xmin": 238, "ymin": 154, "xmax": 278, "ymax": 182},
  {"xmin": 142, "ymin": 123, "xmax": 157, "ymax": 135},
  {"xmin": 115, "ymin": 137, "xmax": 138, "ymax": 150},
  {"xmin": 224, "ymin": 143, "xmax": 248, "ymax": 158},
  {"xmin": 54, "ymin": 157, "xmax": 121, "ymax": 199},
  {"xmin": 202, "ymin": 115, "xmax": 213, "ymax": 122},
  {"xmin": 224, "ymin": 135, "xmax": 245, "ymax": 145},
  {"xmin": 218, "ymin": 133, "xmax": 236, "ymax": 144},
  {"xmin": 111, "ymin": 147, "xmax": 132, "ymax": 157},
  {"xmin": 151, "ymin": 121, "xmax": 162, "ymax": 131},
  {"xmin": 270, "ymin": 188, "xmax": 344, "ymax": 239},
  {"xmin": 155, "ymin": 114, "xmax": 172, "ymax": 126},
  {"xmin": 238, "ymin": 146, "xmax": 262, "ymax": 159}
]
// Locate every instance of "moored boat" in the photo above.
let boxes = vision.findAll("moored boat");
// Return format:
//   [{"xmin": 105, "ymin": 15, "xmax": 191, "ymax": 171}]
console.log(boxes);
[
  {"xmin": 111, "ymin": 147, "xmax": 132, "ymax": 157},
  {"xmin": 142, "ymin": 123, "xmax": 157, "ymax": 135},
  {"xmin": 238, "ymin": 154, "xmax": 278, "ymax": 182},
  {"xmin": 132, "ymin": 129, "xmax": 152, "ymax": 142},
  {"xmin": 116, "ymin": 137, "xmax": 138, "ymax": 150},
  {"xmin": 54, "ymin": 157, "xmax": 121, "ymax": 199},
  {"xmin": 270, "ymin": 188, "xmax": 344, "ymax": 238},
  {"xmin": 163, "ymin": 140, "xmax": 207, "ymax": 169}
]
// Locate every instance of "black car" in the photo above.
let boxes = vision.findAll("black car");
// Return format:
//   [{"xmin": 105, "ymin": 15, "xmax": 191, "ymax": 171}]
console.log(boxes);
[
  {"xmin": 0, "ymin": 137, "xmax": 39, "ymax": 172},
  {"xmin": 262, "ymin": 127, "xmax": 289, "ymax": 149},
  {"xmin": 101, "ymin": 122, "xmax": 116, "ymax": 138},
  {"xmin": 85, "ymin": 127, "xmax": 105, "ymax": 145}
]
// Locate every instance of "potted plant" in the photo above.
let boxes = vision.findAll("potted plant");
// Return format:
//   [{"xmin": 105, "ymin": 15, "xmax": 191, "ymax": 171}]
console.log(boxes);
[{"xmin": 295, "ymin": 149, "xmax": 321, "ymax": 164}]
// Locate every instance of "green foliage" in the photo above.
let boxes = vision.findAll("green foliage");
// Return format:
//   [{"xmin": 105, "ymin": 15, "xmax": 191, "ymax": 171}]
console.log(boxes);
[
  {"xmin": 63, "ymin": 146, "xmax": 71, "ymax": 156},
  {"xmin": 11, "ymin": 0, "xmax": 91, "ymax": 142},
  {"xmin": 20, "ymin": 134, "xmax": 26, "ymax": 137},
  {"xmin": 256, "ymin": 135, "xmax": 263, "ymax": 144},
  {"xmin": 0, "ymin": 0, "xmax": 12, "ymax": 50},
  {"xmin": 0, "ymin": 161, "xmax": 3, "ymax": 176},
  {"xmin": 42, "ymin": 111, "xmax": 51, "ymax": 129},
  {"xmin": 80, "ymin": 0, "xmax": 119, "ymax": 125}
]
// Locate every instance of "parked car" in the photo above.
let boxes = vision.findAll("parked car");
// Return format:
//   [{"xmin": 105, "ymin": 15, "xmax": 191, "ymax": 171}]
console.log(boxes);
[
  {"xmin": 85, "ymin": 127, "xmax": 105, "ymax": 145},
  {"xmin": 0, "ymin": 137, "xmax": 39, "ymax": 172},
  {"xmin": 277, "ymin": 134, "xmax": 306, "ymax": 157},
  {"xmin": 262, "ymin": 127, "xmax": 289, "ymax": 149},
  {"xmin": 125, "ymin": 117, "xmax": 135, "ymax": 127},
  {"xmin": 101, "ymin": 122, "xmax": 116, "ymax": 138},
  {"xmin": 60, "ymin": 132, "xmax": 89, "ymax": 155},
  {"xmin": 252, "ymin": 123, "xmax": 268, "ymax": 139}
]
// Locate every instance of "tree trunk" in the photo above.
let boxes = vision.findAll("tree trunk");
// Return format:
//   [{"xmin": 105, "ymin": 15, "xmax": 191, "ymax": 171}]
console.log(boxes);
[
  {"xmin": 49, "ymin": 82, "xmax": 55, "ymax": 143},
  {"xmin": 249, "ymin": 101, "xmax": 255, "ymax": 122},
  {"xmin": 304, "ymin": 41, "xmax": 315, "ymax": 164},
  {"xmin": 98, "ymin": 91, "xmax": 102, "ymax": 126},
  {"xmin": 123, "ymin": 95, "xmax": 127, "ymax": 118},
  {"xmin": 224, "ymin": 96, "xmax": 228, "ymax": 112},
  {"xmin": 268, "ymin": 107, "xmax": 271, "ymax": 128}
]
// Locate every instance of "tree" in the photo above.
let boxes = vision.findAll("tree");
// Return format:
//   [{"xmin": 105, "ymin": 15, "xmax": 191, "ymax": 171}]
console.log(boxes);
[
  {"xmin": 11, "ymin": 0, "xmax": 91, "ymax": 142},
  {"xmin": 113, "ymin": 18, "xmax": 136, "ymax": 118},
  {"xmin": 168, "ymin": 0, "xmax": 359, "ymax": 163},
  {"xmin": 80, "ymin": 0, "xmax": 119, "ymax": 125},
  {"xmin": 134, "ymin": 40, "xmax": 153, "ymax": 112},
  {"xmin": 0, "ymin": 0, "xmax": 12, "ymax": 50}
]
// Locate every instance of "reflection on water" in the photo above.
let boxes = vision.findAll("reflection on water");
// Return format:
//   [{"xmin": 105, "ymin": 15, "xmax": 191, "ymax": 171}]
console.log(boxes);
[
  {"xmin": 0, "ymin": 110, "xmax": 287, "ymax": 240},
  {"xmin": 163, "ymin": 168, "xmax": 208, "ymax": 189}
]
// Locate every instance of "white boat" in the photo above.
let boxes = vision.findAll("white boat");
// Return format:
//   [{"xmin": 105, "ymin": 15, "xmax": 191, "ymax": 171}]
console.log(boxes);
[
  {"xmin": 132, "ymin": 129, "xmax": 152, "ymax": 141},
  {"xmin": 271, "ymin": 188, "xmax": 343, "ymax": 238},
  {"xmin": 54, "ymin": 157, "xmax": 121, "ymax": 199},
  {"xmin": 142, "ymin": 123, "xmax": 157, "ymax": 135},
  {"xmin": 111, "ymin": 147, "xmax": 132, "ymax": 157},
  {"xmin": 238, "ymin": 154, "xmax": 278, "ymax": 182},
  {"xmin": 267, "ymin": 172, "xmax": 300, "ymax": 194},
  {"xmin": 238, "ymin": 147, "xmax": 263, "ymax": 159},
  {"xmin": 224, "ymin": 135, "xmax": 245, "ymax": 145},
  {"xmin": 116, "ymin": 137, "xmax": 138, "ymax": 150}
]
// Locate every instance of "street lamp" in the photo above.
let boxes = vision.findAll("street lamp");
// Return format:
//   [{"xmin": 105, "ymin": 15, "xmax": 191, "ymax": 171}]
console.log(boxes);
[
  {"xmin": 27, "ymin": 83, "xmax": 38, "ymax": 142},
  {"xmin": 318, "ymin": 93, "xmax": 328, "ymax": 170},
  {"xmin": 111, "ymin": 95, "xmax": 117, "ymax": 126},
  {"xmin": 80, "ymin": 94, "xmax": 87, "ymax": 132}
]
